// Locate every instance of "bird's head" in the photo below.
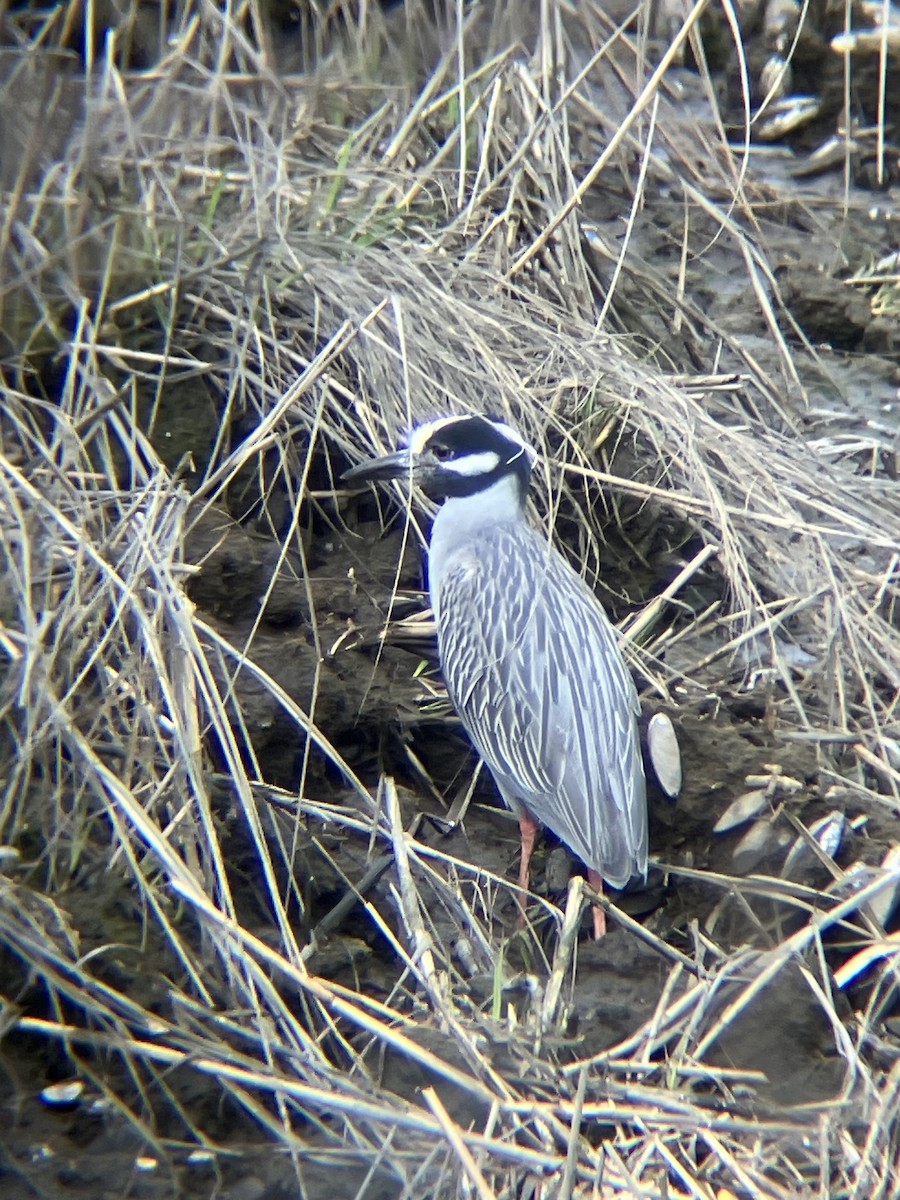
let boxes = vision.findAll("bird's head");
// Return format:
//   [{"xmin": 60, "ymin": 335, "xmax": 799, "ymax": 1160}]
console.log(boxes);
[{"xmin": 343, "ymin": 413, "xmax": 537, "ymax": 500}]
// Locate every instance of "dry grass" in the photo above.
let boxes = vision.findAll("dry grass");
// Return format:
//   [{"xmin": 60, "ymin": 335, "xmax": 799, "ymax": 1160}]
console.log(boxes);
[{"xmin": 2, "ymin": 0, "xmax": 900, "ymax": 1195}]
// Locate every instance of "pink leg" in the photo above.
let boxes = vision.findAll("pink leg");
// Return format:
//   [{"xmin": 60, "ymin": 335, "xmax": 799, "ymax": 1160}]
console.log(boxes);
[
  {"xmin": 516, "ymin": 813, "xmax": 540, "ymax": 927},
  {"xmin": 586, "ymin": 869, "xmax": 607, "ymax": 940}
]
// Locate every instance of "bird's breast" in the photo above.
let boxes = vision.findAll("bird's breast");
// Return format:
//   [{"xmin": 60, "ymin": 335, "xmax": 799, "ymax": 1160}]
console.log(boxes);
[{"xmin": 430, "ymin": 548, "xmax": 482, "ymax": 616}]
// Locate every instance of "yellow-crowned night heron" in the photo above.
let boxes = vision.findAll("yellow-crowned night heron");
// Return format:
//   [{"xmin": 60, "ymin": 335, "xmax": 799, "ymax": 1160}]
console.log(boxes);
[{"xmin": 345, "ymin": 414, "xmax": 647, "ymax": 936}]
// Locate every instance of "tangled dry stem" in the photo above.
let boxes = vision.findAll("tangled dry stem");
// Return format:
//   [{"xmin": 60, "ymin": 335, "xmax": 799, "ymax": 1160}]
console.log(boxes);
[{"xmin": 1, "ymin": 0, "xmax": 899, "ymax": 1195}]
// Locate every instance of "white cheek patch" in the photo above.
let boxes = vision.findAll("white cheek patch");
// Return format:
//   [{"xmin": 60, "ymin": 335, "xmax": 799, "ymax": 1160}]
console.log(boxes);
[
  {"xmin": 406, "ymin": 414, "xmax": 538, "ymax": 471},
  {"xmin": 445, "ymin": 451, "xmax": 501, "ymax": 476}
]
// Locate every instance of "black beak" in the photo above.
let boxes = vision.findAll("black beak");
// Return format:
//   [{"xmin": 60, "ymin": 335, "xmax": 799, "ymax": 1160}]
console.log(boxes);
[{"xmin": 342, "ymin": 446, "xmax": 417, "ymax": 485}]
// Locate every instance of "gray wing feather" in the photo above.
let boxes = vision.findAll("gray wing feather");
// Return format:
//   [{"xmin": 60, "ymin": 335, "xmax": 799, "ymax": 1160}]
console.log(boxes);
[{"xmin": 432, "ymin": 523, "xmax": 647, "ymax": 888}]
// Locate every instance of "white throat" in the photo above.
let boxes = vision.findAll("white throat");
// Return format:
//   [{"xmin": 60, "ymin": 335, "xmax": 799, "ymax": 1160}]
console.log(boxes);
[
  {"xmin": 437, "ymin": 470, "xmax": 523, "ymax": 531},
  {"xmin": 427, "ymin": 471, "xmax": 524, "ymax": 592}
]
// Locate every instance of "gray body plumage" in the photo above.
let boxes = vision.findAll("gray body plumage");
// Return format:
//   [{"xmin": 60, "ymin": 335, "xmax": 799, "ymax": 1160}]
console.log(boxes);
[
  {"xmin": 429, "ymin": 473, "xmax": 647, "ymax": 888},
  {"xmin": 343, "ymin": 413, "xmax": 648, "ymax": 892}
]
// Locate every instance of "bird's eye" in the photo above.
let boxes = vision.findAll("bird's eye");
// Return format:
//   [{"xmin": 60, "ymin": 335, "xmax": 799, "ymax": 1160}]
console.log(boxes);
[{"xmin": 431, "ymin": 444, "xmax": 455, "ymax": 462}]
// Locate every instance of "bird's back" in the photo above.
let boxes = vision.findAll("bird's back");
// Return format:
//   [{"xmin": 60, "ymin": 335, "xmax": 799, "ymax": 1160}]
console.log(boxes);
[{"xmin": 429, "ymin": 508, "xmax": 647, "ymax": 889}]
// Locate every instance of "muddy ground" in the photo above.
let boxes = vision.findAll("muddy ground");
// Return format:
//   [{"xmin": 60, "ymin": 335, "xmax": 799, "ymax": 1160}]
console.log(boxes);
[
  {"xmin": 2, "ymin": 8, "xmax": 900, "ymax": 1200},
  {"xmin": 5, "ymin": 487, "xmax": 899, "ymax": 1198}
]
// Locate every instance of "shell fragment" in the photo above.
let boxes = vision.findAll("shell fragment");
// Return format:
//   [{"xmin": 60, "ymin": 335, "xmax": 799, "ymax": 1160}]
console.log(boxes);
[{"xmin": 647, "ymin": 713, "xmax": 683, "ymax": 799}]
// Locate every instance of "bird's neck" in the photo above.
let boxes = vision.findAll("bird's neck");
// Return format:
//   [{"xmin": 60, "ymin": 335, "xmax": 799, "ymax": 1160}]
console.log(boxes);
[
  {"xmin": 428, "ymin": 473, "xmax": 528, "ymax": 609},
  {"xmin": 433, "ymin": 472, "xmax": 525, "ymax": 538}
]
